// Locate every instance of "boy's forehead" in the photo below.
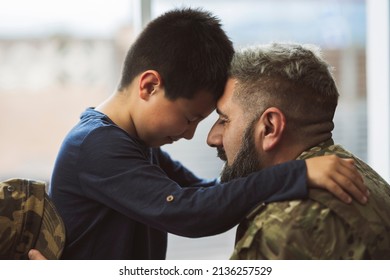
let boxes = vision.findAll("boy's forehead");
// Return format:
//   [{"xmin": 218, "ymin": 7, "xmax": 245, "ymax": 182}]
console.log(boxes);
[{"xmin": 180, "ymin": 90, "xmax": 216, "ymax": 117}]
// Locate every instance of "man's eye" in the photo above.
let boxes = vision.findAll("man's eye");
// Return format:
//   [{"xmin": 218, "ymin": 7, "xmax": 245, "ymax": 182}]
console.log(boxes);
[{"xmin": 218, "ymin": 118, "xmax": 228, "ymax": 125}]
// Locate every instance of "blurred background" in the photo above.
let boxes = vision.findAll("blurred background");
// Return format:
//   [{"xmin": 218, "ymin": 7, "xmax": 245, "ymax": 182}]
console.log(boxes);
[{"xmin": 0, "ymin": 0, "xmax": 389, "ymax": 259}]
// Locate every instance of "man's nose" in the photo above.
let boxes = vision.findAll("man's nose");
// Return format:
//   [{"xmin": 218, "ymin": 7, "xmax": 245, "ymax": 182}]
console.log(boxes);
[{"xmin": 207, "ymin": 122, "xmax": 222, "ymax": 147}]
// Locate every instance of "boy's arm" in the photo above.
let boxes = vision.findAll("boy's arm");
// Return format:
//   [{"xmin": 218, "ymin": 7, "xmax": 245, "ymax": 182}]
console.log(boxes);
[
  {"xmin": 158, "ymin": 147, "xmax": 368, "ymax": 203},
  {"xmin": 78, "ymin": 129, "xmax": 367, "ymax": 238},
  {"xmin": 155, "ymin": 148, "xmax": 216, "ymax": 188}
]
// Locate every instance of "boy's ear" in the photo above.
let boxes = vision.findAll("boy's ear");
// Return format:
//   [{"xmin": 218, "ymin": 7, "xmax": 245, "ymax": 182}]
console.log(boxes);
[
  {"xmin": 256, "ymin": 107, "xmax": 286, "ymax": 151},
  {"xmin": 139, "ymin": 70, "xmax": 162, "ymax": 100}
]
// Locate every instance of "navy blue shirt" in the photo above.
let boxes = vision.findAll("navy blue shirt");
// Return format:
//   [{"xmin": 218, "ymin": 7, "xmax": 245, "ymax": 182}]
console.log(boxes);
[{"xmin": 50, "ymin": 108, "xmax": 308, "ymax": 259}]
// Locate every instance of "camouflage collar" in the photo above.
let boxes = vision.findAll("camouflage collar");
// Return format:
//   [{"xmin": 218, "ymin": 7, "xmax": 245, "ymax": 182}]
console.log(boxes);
[
  {"xmin": 296, "ymin": 139, "xmax": 335, "ymax": 160},
  {"xmin": 244, "ymin": 138, "xmax": 336, "ymax": 220}
]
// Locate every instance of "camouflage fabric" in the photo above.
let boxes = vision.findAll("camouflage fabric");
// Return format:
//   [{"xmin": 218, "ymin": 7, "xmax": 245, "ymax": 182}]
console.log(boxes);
[
  {"xmin": 0, "ymin": 178, "xmax": 65, "ymax": 259},
  {"xmin": 231, "ymin": 139, "xmax": 390, "ymax": 259}
]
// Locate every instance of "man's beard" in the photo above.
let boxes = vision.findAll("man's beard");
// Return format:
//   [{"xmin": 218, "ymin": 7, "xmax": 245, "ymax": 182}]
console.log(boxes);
[{"xmin": 219, "ymin": 121, "xmax": 262, "ymax": 183}]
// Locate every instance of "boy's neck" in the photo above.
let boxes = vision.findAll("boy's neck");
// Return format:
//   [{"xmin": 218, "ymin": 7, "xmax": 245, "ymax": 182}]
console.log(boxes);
[{"xmin": 95, "ymin": 87, "xmax": 138, "ymax": 137}]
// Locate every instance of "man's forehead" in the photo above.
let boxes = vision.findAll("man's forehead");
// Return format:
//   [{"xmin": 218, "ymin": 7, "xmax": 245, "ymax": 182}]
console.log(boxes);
[{"xmin": 216, "ymin": 78, "xmax": 237, "ymax": 115}]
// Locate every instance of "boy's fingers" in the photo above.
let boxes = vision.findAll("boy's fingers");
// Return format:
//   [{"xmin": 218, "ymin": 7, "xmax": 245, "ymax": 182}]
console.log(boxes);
[
  {"xmin": 324, "ymin": 180, "xmax": 352, "ymax": 204},
  {"xmin": 339, "ymin": 158, "xmax": 370, "ymax": 198},
  {"xmin": 306, "ymin": 155, "xmax": 369, "ymax": 204},
  {"xmin": 330, "ymin": 172, "xmax": 367, "ymax": 204}
]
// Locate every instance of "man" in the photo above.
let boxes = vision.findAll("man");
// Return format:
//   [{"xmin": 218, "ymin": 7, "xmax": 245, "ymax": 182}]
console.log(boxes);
[
  {"xmin": 207, "ymin": 42, "xmax": 390, "ymax": 259},
  {"xmin": 47, "ymin": 8, "xmax": 367, "ymax": 260}
]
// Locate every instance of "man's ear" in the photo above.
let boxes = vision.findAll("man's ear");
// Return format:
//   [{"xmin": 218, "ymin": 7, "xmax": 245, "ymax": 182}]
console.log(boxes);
[
  {"xmin": 138, "ymin": 70, "xmax": 162, "ymax": 101},
  {"xmin": 256, "ymin": 107, "xmax": 286, "ymax": 151}
]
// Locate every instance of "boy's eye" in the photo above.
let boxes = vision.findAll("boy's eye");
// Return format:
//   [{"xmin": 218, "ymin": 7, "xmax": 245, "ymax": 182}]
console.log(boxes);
[
  {"xmin": 185, "ymin": 116, "xmax": 194, "ymax": 124},
  {"xmin": 186, "ymin": 116, "xmax": 201, "ymax": 124}
]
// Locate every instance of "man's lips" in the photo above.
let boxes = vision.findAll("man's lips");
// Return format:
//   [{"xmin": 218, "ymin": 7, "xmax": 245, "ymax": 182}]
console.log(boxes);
[{"xmin": 217, "ymin": 147, "xmax": 227, "ymax": 161}]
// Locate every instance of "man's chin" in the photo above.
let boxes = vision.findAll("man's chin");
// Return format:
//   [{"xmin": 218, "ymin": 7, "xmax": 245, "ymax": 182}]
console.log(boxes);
[
  {"xmin": 220, "ymin": 161, "xmax": 261, "ymax": 183},
  {"xmin": 220, "ymin": 165, "xmax": 234, "ymax": 183}
]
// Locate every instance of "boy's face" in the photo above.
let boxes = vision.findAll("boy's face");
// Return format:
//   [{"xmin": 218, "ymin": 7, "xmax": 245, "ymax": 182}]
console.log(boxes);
[{"xmin": 140, "ymin": 89, "xmax": 216, "ymax": 147}]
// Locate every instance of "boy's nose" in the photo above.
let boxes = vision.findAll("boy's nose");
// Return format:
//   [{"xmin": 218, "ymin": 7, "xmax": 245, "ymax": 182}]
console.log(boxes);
[{"xmin": 182, "ymin": 123, "xmax": 197, "ymax": 140}]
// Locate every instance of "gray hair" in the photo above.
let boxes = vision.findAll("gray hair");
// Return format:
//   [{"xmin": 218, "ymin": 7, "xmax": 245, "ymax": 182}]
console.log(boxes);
[{"xmin": 229, "ymin": 42, "xmax": 339, "ymax": 129}]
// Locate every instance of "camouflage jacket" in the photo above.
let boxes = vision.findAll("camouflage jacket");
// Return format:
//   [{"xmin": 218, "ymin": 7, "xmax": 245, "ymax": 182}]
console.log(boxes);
[{"xmin": 230, "ymin": 139, "xmax": 390, "ymax": 259}]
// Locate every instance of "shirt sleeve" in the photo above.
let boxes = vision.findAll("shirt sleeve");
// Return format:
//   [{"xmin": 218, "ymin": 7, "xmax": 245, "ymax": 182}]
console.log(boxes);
[
  {"xmin": 152, "ymin": 148, "xmax": 219, "ymax": 188},
  {"xmin": 78, "ymin": 126, "xmax": 309, "ymax": 238},
  {"xmin": 231, "ymin": 200, "xmax": 367, "ymax": 259}
]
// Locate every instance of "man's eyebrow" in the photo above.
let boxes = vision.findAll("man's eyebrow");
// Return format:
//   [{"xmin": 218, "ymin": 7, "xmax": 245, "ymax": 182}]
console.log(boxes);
[{"xmin": 216, "ymin": 108, "xmax": 228, "ymax": 118}]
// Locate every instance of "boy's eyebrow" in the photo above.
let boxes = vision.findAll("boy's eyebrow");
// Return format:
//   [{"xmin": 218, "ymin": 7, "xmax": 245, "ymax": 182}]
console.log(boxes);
[{"xmin": 198, "ymin": 113, "xmax": 209, "ymax": 119}]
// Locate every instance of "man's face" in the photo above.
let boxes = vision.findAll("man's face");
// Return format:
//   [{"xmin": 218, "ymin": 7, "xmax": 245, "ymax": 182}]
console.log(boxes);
[
  {"xmin": 219, "ymin": 121, "xmax": 262, "ymax": 182},
  {"xmin": 207, "ymin": 78, "xmax": 262, "ymax": 182}
]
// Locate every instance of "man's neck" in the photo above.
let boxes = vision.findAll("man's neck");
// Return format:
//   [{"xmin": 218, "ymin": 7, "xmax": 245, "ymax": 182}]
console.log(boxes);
[{"xmin": 263, "ymin": 135, "xmax": 333, "ymax": 168}]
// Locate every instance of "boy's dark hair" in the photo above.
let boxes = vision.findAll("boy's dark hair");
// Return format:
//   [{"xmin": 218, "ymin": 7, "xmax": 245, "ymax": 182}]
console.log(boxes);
[{"xmin": 118, "ymin": 8, "xmax": 234, "ymax": 101}]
